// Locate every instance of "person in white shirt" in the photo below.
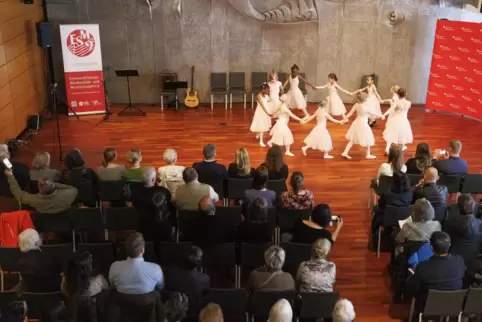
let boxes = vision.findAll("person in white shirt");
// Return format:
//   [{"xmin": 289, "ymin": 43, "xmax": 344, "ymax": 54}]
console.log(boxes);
[
  {"xmin": 376, "ymin": 144, "xmax": 407, "ymax": 182},
  {"xmin": 158, "ymin": 148, "xmax": 185, "ymax": 196}
]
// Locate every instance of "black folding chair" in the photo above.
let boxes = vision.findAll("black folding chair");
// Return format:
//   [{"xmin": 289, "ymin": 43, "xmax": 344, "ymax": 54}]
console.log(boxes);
[
  {"xmin": 215, "ymin": 206, "xmax": 242, "ymax": 232},
  {"xmin": 407, "ymin": 174, "xmax": 423, "ymax": 187},
  {"xmin": 433, "ymin": 206, "xmax": 447, "ymax": 223},
  {"xmin": 98, "ymin": 180, "xmax": 126, "ymax": 203},
  {"xmin": 0, "ymin": 291, "xmax": 20, "ymax": 307},
  {"xmin": 202, "ymin": 243, "xmax": 238, "ymax": 288},
  {"xmin": 463, "ymin": 287, "xmax": 482, "ymax": 316},
  {"xmin": 30, "ymin": 211, "xmax": 72, "ymax": 244},
  {"xmin": 73, "ymin": 181, "xmax": 98, "ymax": 206},
  {"xmin": 277, "ymin": 208, "xmax": 311, "ymax": 233},
  {"xmin": 0, "ymin": 247, "xmax": 20, "ymax": 291},
  {"xmin": 203, "ymin": 288, "xmax": 248, "ymax": 322},
  {"xmin": 377, "ymin": 205, "xmax": 411, "ymax": 257},
  {"xmin": 227, "ymin": 178, "xmax": 253, "ymax": 200},
  {"xmin": 369, "ymin": 176, "xmax": 393, "ymax": 210},
  {"xmin": 104, "ymin": 207, "xmax": 138, "ymax": 240},
  {"xmin": 40, "ymin": 244, "xmax": 74, "ymax": 269},
  {"xmin": 249, "ymin": 290, "xmax": 296, "ymax": 322},
  {"xmin": 239, "ymin": 243, "xmax": 272, "ymax": 275},
  {"xmin": 29, "ymin": 180, "xmax": 39, "ymax": 194},
  {"xmin": 117, "ymin": 241, "xmax": 157, "ymax": 264},
  {"xmin": 298, "ymin": 292, "xmax": 340, "ymax": 320},
  {"xmin": 410, "ymin": 289, "xmax": 467, "ymax": 322},
  {"xmin": 450, "ymin": 240, "xmax": 481, "ymax": 266},
  {"xmin": 69, "ymin": 207, "xmax": 104, "ymax": 244},
  {"xmin": 438, "ymin": 175, "xmax": 463, "ymax": 201},
  {"xmin": 250, "ymin": 72, "xmax": 268, "ymax": 109},
  {"xmin": 23, "ymin": 292, "xmax": 64, "ymax": 321},
  {"xmin": 77, "ymin": 243, "xmax": 116, "ymax": 275},
  {"xmin": 280, "ymin": 242, "xmax": 312, "ymax": 277},
  {"xmin": 267, "ymin": 180, "xmax": 287, "ymax": 199},
  {"xmin": 177, "ymin": 210, "xmax": 201, "ymax": 242},
  {"xmin": 156, "ymin": 242, "xmax": 192, "ymax": 267},
  {"xmin": 460, "ymin": 174, "xmax": 482, "ymax": 195}
]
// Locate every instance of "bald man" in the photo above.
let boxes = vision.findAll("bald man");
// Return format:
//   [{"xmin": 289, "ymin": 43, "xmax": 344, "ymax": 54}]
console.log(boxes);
[{"xmin": 413, "ymin": 167, "xmax": 448, "ymax": 210}]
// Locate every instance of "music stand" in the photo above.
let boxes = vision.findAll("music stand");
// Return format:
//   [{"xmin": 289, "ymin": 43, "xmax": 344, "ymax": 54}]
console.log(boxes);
[{"xmin": 115, "ymin": 69, "xmax": 146, "ymax": 116}]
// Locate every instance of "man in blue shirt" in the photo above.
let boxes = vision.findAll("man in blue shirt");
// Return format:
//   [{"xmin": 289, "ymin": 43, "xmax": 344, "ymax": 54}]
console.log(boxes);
[
  {"xmin": 109, "ymin": 233, "xmax": 164, "ymax": 294},
  {"xmin": 433, "ymin": 140, "xmax": 468, "ymax": 175}
]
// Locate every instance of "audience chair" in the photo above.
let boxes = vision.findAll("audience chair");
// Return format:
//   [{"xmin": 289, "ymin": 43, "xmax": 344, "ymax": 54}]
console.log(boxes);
[
  {"xmin": 98, "ymin": 180, "xmax": 127, "ymax": 203},
  {"xmin": 299, "ymin": 72, "xmax": 308, "ymax": 97},
  {"xmin": 446, "ymin": 203, "xmax": 459, "ymax": 220},
  {"xmin": 407, "ymin": 174, "xmax": 423, "ymax": 187},
  {"xmin": 460, "ymin": 174, "xmax": 482, "ymax": 195},
  {"xmin": 23, "ymin": 292, "xmax": 63, "ymax": 321},
  {"xmin": 73, "ymin": 180, "xmax": 99, "ymax": 207},
  {"xmin": 377, "ymin": 205, "xmax": 411, "ymax": 257},
  {"xmin": 463, "ymin": 288, "xmax": 482, "ymax": 316},
  {"xmin": 267, "ymin": 180, "xmax": 287, "ymax": 199},
  {"xmin": 277, "ymin": 73, "xmax": 287, "ymax": 86},
  {"xmin": 40, "ymin": 244, "xmax": 74, "ymax": 268},
  {"xmin": 450, "ymin": 240, "xmax": 481, "ymax": 266},
  {"xmin": 0, "ymin": 291, "xmax": 20, "ymax": 307},
  {"xmin": 240, "ymin": 243, "xmax": 272, "ymax": 276},
  {"xmin": 409, "ymin": 289, "xmax": 467, "ymax": 322},
  {"xmin": 203, "ymin": 288, "xmax": 249, "ymax": 322},
  {"xmin": 30, "ymin": 211, "xmax": 72, "ymax": 243},
  {"xmin": 159, "ymin": 73, "xmax": 178, "ymax": 111},
  {"xmin": 438, "ymin": 175, "xmax": 464, "ymax": 202},
  {"xmin": 156, "ymin": 242, "xmax": 192, "ymax": 267},
  {"xmin": 117, "ymin": 241, "xmax": 157, "ymax": 264},
  {"xmin": 267, "ymin": 208, "xmax": 277, "ymax": 243},
  {"xmin": 104, "ymin": 207, "xmax": 138, "ymax": 240},
  {"xmin": 202, "ymin": 243, "xmax": 239, "ymax": 288},
  {"xmin": 298, "ymin": 292, "xmax": 340, "ymax": 320},
  {"xmin": 215, "ymin": 206, "xmax": 242, "ymax": 230},
  {"xmin": 69, "ymin": 207, "xmax": 104, "ymax": 244},
  {"xmin": 28, "ymin": 180, "xmax": 39, "ymax": 194},
  {"xmin": 78, "ymin": 243, "xmax": 116, "ymax": 275},
  {"xmin": 277, "ymin": 208, "xmax": 311, "ymax": 234},
  {"xmin": 209, "ymin": 181, "xmax": 226, "ymax": 205},
  {"xmin": 177, "ymin": 209, "xmax": 201, "ymax": 242},
  {"xmin": 0, "ymin": 247, "xmax": 20, "ymax": 291},
  {"xmin": 250, "ymin": 72, "xmax": 268, "ymax": 109},
  {"xmin": 227, "ymin": 178, "xmax": 253, "ymax": 200},
  {"xmin": 210, "ymin": 73, "xmax": 228, "ymax": 110},
  {"xmin": 249, "ymin": 290, "xmax": 296, "ymax": 322},
  {"xmin": 229, "ymin": 72, "xmax": 247, "ymax": 109},
  {"xmin": 369, "ymin": 176, "xmax": 393, "ymax": 210},
  {"xmin": 433, "ymin": 206, "xmax": 447, "ymax": 223},
  {"xmin": 280, "ymin": 242, "xmax": 312, "ymax": 277}
]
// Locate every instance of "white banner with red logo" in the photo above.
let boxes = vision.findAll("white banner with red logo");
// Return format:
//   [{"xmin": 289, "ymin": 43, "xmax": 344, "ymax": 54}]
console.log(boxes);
[
  {"xmin": 426, "ymin": 20, "xmax": 482, "ymax": 120},
  {"xmin": 60, "ymin": 24, "xmax": 105, "ymax": 115}
]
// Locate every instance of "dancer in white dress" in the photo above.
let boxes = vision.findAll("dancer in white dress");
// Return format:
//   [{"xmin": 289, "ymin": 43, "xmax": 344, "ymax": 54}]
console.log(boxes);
[
  {"xmin": 283, "ymin": 64, "xmax": 315, "ymax": 117},
  {"xmin": 382, "ymin": 88, "xmax": 413, "ymax": 154},
  {"xmin": 250, "ymin": 83, "xmax": 273, "ymax": 147},
  {"xmin": 380, "ymin": 85, "xmax": 400, "ymax": 131},
  {"xmin": 341, "ymin": 92, "xmax": 383, "ymax": 159},
  {"xmin": 267, "ymin": 94, "xmax": 304, "ymax": 156},
  {"xmin": 268, "ymin": 70, "xmax": 283, "ymax": 112},
  {"xmin": 315, "ymin": 73, "xmax": 351, "ymax": 118},
  {"xmin": 301, "ymin": 100, "xmax": 345, "ymax": 159},
  {"xmin": 352, "ymin": 75, "xmax": 382, "ymax": 127}
]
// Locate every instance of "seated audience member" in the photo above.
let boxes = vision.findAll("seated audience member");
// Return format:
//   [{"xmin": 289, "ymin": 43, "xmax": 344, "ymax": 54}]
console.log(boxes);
[
  {"xmin": 444, "ymin": 193, "xmax": 482, "ymax": 243},
  {"xmin": 332, "ymin": 299, "xmax": 356, "ymax": 322},
  {"xmin": 249, "ymin": 245, "xmax": 295, "ymax": 292},
  {"xmin": 5, "ymin": 168, "xmax": 77, "ymax": 213},
  {"xmin": 405, "ymin": 143, "xmax": 432, "ymax": 175},
  {"xmin": 109, "ymin": 233, "xmax": 164, "ymax": 294},
  {"xmin": 291, "ymin": 204, "xmax": 342, "ymax": 244},
  {"xmin": 62, "ymin": 251, "xmax": 109, "ymax": 298},
  {"xmin": 130, "ymin": 167, "xmax": 174, "ymax": 242},
  {"xmin": 61, "ymin": 149, "xmax": 97, "ymax": 205},
  {"xmin": 199, "ymin": 303, "xmax": 223, "ymax": 322},
  {"xmin": 297, "ymin": 238, "xmax": 336, "ymax": 292},
  {"xmin": 238, "ymin": 197, "xmax": 273, "ymax": 244},
  {"xmin": 263, "ymin": 145, "xmax": 289, "ymax": 180},
  {"xmin": 165, "ymin": 246, "xmax": 210, "ymax": 309},
  {"xmin": 16, "ymin": 229, "xmax": 62, "ymax": 292},
  {"xmin": 158, "ymin": 148, "xmax": 185, "ymax": 195},
  {"xmin": 281, "ymin": 171, "xmax": 314, "ymax": 209},
  {"xmin": 371, "ymin": 172, "xmax": 413, "ymax": 234},
  {"xmin": 413, "ymin": 167, "xmax": 448, "ymax": 209},
  {"xmin": 466, "ymin": 250, "xmax": 482, "ymax": 288},
  {"xmin": 228, "ymin": 147, "xmax": 254, "ymax": 179},
  {"xmin": 122, "ymin": 148, "xmax": 145, "ymax": 182},
  {"xmin": 268, "ymin": 299, "xmax": 293, "ymax": 322},
  {"xmin": 174, "ymin": 168, "xmax": 219, "ymax": 210},
  {"xmin": 377, "ymin": 144, "xmax": 407, "ymax": 181},
  {"xmin": 395, "ymin": 198, "xmax": 441, "ymax": 246},
  {"xmin": 0, "ymin": 144, "xmax": 29, "ymax": 197},
  {"xmin": 95, "ymin": 148, "xmax": 126, "ymax": 181},
  {"xmin": 0, "ymin": 300, "xmax": 27, "ymax": 322},
  {"xmin": 164, "ymin": 292, "xmax": 189, "ymax": 322},
  {"xmin": 406, "ymin": 232, "xmax": 465, "ymax": 303},
  {"xmin": 29, "ymin": 152, "xmax": 61, "ymax": 182},
  {"xmin": 433, "ymin": 139, "xmax": 468, "ymax": 175},
  {"xmin": 192, "ymin": 144, "xmax": 228, "ymax": 186},
  {"xmin": 243, "ymin": 165, "xmax": 276, "ymax": 208}
]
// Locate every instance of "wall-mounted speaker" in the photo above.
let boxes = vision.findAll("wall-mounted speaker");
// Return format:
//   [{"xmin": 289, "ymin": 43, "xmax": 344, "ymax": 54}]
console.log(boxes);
[{"xmin": 36, "ymin": 22, "xmax": 53, "ymax": 48}]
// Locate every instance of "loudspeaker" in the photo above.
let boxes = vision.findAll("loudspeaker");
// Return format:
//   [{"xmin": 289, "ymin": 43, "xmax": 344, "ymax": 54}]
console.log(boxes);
[
  {"xmin": 36, "ymin": 22, "xmax": 53, "ymax": 48},
  {"xmin": 27, "ymin": 114, "xmax": 40, "ymax": 132}
]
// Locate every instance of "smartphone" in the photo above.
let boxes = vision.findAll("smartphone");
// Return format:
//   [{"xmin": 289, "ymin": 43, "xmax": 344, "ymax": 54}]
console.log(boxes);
[
  {"xmin": 2, "ymin": 158, "xmax": 12, "ymax": 169},
  {"xmin": 439, "ymin": 149, "xmax": 447, "ymax": 155},
  {"xmin": 329, "ymin": 215, "xmax": 341, "ymax": 226}
]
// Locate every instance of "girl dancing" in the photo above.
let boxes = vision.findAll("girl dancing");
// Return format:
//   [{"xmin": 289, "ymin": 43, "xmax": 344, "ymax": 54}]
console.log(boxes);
[
  {"xmin": 268, "ymin": 69, "xmax": 283, "ymax": 111},
  {"xmin": 301, "ymin": 100, "xmax": 345, "ymax": 159},
  {"xmin": 341, "ymin": 92, "xmax": 383, "ymax": 159},
  {"xmin": 352, "ymin": 75, "xmax": 382, "ymax": 127},
  {"xmin": 250, "ymin": 83, "xmax": 273, "ymax": 147},
  {"xmin": 382, "ymin": 88, "xmax": 413, "ymax": 154},
  {"xmin": 315, "ymin": 73, "xmax": 351, "ymax": 118},
  {"xmin": 380, "ymin": 85, "xmax": 400, "ymax": 135},
  {"xmin": 267, "ymin": 94, "xmax": 304, "ymax": 156},
  {"xmin": 283, "ymin": 64, "xmax": 315, "ymax": 117}
]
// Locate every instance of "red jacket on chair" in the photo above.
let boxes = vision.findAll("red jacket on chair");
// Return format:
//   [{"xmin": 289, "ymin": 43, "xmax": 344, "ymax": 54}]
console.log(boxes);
[{"xmin": 0, "ymin": 211, "xmax": 34, "ymax": 247}]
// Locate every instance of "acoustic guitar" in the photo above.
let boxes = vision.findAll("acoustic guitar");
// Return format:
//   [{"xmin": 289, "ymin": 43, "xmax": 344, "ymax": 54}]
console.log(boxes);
[{"xmin": 184, "ymin": 66, "xmax": 200, "ymax": 108}]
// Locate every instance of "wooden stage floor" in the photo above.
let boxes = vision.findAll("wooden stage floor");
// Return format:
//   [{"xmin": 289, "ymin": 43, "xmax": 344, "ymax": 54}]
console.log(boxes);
[{"xmin": 15, "ymin": 103, "xmax": 482, "ymax": 321}]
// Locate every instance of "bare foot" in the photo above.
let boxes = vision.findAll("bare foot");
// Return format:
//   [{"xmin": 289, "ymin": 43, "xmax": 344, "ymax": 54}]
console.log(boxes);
[
  {"xmin": 301, "ymin": 147, "xmax": 308, "ymax": 156},
  {"xmin": 260, "ymin": 142, "xmax": 266, "ymax": 147},
  {"xmin": 285, "ymin": 151, "xmax": 295, "ymax": 157},
  {"xmin": 366, "ymin": 154, "xmax": 376, "ymax": 159},
  {"xmin": 341, "ymin": 153, "xmax": 352, "ymax": 159},
  {"xmin": 324, "ymin": 154, "xmax": 334, "ymax": 159}
]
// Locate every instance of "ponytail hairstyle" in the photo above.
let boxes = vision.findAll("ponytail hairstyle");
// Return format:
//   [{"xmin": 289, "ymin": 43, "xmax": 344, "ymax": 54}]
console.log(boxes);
[
  {"xmin": 291, "ymin": 64, "xmax": 299, "ymax": 72},
  {"xmin": 390, "ymin": 85, "xmax": 400, "ymax": 94},
  {"xmin": 290, "ymin": 171, "xmax": 305, "ymax": 194},
  {"xmin": 397, "ymin": 87, "xmax": 407, "ymax": 98},
  {"xmin": 328, "ymin": 73, "xmax": 338, "ymax": 82},
  {"xmin": 356, "ymin": 92, "xmax": 367, "ymax": 103},
  {"xmin": 102, "ymin": 148, "xmax": 117, "ymax": 167}
]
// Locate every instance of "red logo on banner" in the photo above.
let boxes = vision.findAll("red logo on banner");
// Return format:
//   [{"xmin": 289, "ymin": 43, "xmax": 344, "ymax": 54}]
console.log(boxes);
[{"xmin": 67, "ymin": 29, "xmax": 96, "ymax": 57}]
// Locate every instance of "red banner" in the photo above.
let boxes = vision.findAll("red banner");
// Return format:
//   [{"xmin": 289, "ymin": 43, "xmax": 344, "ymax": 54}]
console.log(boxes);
[
  {"xmin": 426, "ymin": 20, "xmax": 482, "ymax": 120},
  {"xmin": 64, "ymin": 71, "xmax": 105, "ymax": 114}
]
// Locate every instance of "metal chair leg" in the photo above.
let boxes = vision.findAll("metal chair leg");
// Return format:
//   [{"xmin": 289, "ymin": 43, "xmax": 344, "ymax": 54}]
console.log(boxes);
[
  {"xmin": 1, "ymin": 271, "xmax": 4, "ymax": 291},
  {"xmin": 244, "ymin": 94, "xmax": 246, "ymax": 109},
  {"xmin": 251, "ymin": 93, "xmax": 254, "ymax": 109},
  {"xmin": 211, "ymin": 94, "xmax": 213, "ymax": 110},
  {"xmin": 225, "ymin": 94, "xmax": 228, "ymax": 110},
  {"xmin": 161, "ymin": 96, "xmax": 164, "ymax": 111},
  {"xmin": 230, "ymin": 93, "xmax": 233, "ymax": 109},
  {"xmin": 377, "ymin": 227, "xmax": 381, "ymax": 258},
  {"xmin": 72, "ymin": 230, "xmax": 76, "ymax": 252}
]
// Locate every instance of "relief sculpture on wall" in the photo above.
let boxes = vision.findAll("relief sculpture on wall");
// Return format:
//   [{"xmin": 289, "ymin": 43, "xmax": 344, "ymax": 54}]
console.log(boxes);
[{"xmin": 228, "ymin": 0, "xmax": 319, "ymax": 23}]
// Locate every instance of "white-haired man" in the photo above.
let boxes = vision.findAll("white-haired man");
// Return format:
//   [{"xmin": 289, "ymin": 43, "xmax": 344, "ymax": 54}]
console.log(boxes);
[{"xmin": 332, "ymin": 299, "xmax": 356, "ymax": 322}]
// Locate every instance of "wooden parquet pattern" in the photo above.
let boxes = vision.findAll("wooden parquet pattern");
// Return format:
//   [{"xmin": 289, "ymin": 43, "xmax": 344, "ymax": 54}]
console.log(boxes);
[{"xmin": 14, "ymin": 103, "xmax": 482, "ymax": 321}]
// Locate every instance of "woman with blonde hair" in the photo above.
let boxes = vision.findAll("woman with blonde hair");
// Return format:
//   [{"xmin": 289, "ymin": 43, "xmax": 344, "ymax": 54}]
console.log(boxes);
[
  {"xmin": 228, "ymin": 147, "xmax": 254, "ymax": 179},
  {"xmin": 122, "ymin": 148, "xmax": 144, "ymax": 182},
  {"xmin": 199, "ymin": 303, "xmax": 223, "ymax": 322},
  {"xmin": 268, "ymin": 299, "xmax": 293, "ymax": 322},
  {"xmin": 30, "ymin": 152, "xmax": 61, "ymax": 181}
]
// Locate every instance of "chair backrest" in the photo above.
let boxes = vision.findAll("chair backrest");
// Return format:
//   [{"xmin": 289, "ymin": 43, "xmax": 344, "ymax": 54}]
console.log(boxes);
[
  {"xmin": 214, "ymin": 206, "xmax": 242, "ymax": 231},
  {"xmin": 433, "ymin": 206, "xmax": 447, "ymax": 223},
  {"xmin": 438, "ymin": 175, "xmax": 464, "ymax": 194},
  {"xmin": 0, "ymin": 291, "xmax": 20, "ymax": 308},
  {"xmin": 98, "ymin": 180, "xmax": 126, "ymax": 202},
  {"xmin": 461, "ymin": 174, "xmax": 482, "ymax": 194},
  {"xmin": 267, "ymin": 180, "xmax": 287, "ymax": 199},
  {"xmin": 240, "ymin": 242, "xmax": 272, "ymax": 270},
  {"xmin": 382, "ymin": 205, "xmax": 411, "ymax": 227},
  {"xmin": 74, "ymin": 181, "xmax": 98, "ymax": 205},
  {"xmin": 298, "ymin": 72, "xmax": 306, "ymax": 91},
  {"xmin": 210, "ymin": 180, "xmax": 225, "ymax": 199},
  {"xmin": 227, "ymin": 178, "xmax": 253, "ymax": 200},
  {"xmin": 249, "ymin": 290, "xmax": 296, "ymax": 321},
  {"xmin": 299, "ymin": 292, "xmax": 339, "ymax": 319},
  {"xmin": 450, "ymin": 241, "xmax": 481, "ymax": 265},
  {"xmin": 0, "ymin": 247, "xmax": 20, "ymax": 272},
  {"xmin": 30, "ymin": 211, "xmax": 72, "ymax": 233},
  {"xmin": 203, "ymin": 288, "xmax": 248, "ymax": 320},
  {"xmin": 277, "ymin": 208, "xmax": 311, "ymax": 232},
  {"xmin": 23, "ymin": 292, "xmax": 63, "ymax": 320},
  {"xmin": 423, "ymin": 289, "xmax": 467, "ymax": 317},
  {"xmin": 280, "ymin": 242, "xmax": 312, "ymax": 277},
  {"xmin": 202, "ymin": 243, "xmax": 236, "ymax": 270},
  {"xmin": 251, "ymin": 72, "xmax": 268, "ymax": 90},
  {"xmin": 446, "ymin": 203, "xmax": 460, "ymax": 220},
  {"xmin": 77, "ymin": 243, "xmax": 116, "ymax": 275},
  {"xmin": 211, "ymin": 73, "xmax": 227, "ymax": 89},
  {"xmin": 463, "ymin": 288, "xmax": 482, "ymax": 314},
  {"xmin": 377, "ymin": 176, "xmax": 394, "ymax": 194},
  {"xmin": 117, "ymin": 241, "xmax": 157, "ymax": 264},
  {"xmin": 29, "ymin": 180, "xmax": 39, "ymax": 194},
  {"xmin": 104, "ymin": 207, "xmax": 138, "ymax": 231},
  {"xmin": 229, "ymin": 72, "xmax": 246, "ymax": 89},
  {"xmin": 407, "ymin": 174, "xmax": 423, "ymax": 187},
  {"xmin": 69, "ymin": 208, "xmax": 104, "ymax": 232},
  {"xmin": 177, "ymin": 210, "xmax": 201, "ymax": 242},
  {"xmin": 156, "ymin": 242, "xmax": 192, "ymax": 266},
  {"xmin": 277, "ymin": 72, "xmax": 287, "ymax": 85},
  {"xmin": 40, "ymin": 244, "xmax": 73, "ymax": 268}
]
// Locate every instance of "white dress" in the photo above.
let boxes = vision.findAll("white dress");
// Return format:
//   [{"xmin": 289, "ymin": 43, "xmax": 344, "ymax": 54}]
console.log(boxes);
[
  {"xmin": 365, "ymin": 85, "xmax": 382, "ymax": 116},
  {"xmin": 250, "ymin": 94, "xmax": 272, "ymax": 133},
  {"xmin": 326, "ymin": 84, "xmax": 346, "ymax": 116},
  {"xmin": 382, "ymin": 98, "xmax": 413, "ymax": 145},
  {"xmin": 385, "ymin": 93, "xmax": 399, "ymax": 129},
  {"xmin": 269, "ymin": 104, "xmax": 294, "ymax": 146},
  {"xmin": 304, "ymin": 108, "xmax": 334, "ymax": 152},
  {"xmin": 268, "ymin": 80, "xmax": 283, "ymax": 112},
  {"xmin": 346, "ymin": 103, "xmax": 375, "ymax": 147},
  {"xmin": 286, "ymin": 76, "xmax": 307, "ymax": 110}
]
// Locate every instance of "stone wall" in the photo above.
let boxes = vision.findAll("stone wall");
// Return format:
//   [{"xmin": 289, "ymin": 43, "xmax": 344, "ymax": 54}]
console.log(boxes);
[{"xmin": 46, "ymin": 0, "xmax": 482, "ymax": 105}]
